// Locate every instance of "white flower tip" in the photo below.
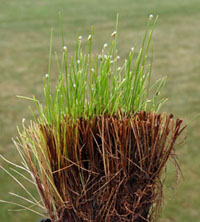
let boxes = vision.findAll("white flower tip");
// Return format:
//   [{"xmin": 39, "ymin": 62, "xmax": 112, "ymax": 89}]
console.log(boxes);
[
  {"xmin": 88, "ymin": 34, "xmax": 92, "ymax": 40},
  {"xmin": 98, "ymin": 55, "xmax": 102, "ymax": 60},
  {"xmin": 63, "ymin": 46, "xmax": 67, "ymax": 51},
  {"xmin": 149, "ymin": 14, "xmax": 154, "ymax": 19},
  {"xmin": 78, "ymin": 36, "xmax": 82, "ymax": 41},
  {"xmin": 104, "ymin": 55, "xmax": 108, "ymax": 59},
  {"xmin": 131, "ymin": 47, "xmax": 134, "ymax": 52},
  {"xmin": 117, "ymin": 55, "xmax": 120, "ymax": 60},
  {"xmin": 111, "ymin": 31, "xmax": 117, "ymax": 37},
  {"xmin": 91, "ymin": 68, "xmax": 94, "ymax": 72},
  {"xmin": 77, "ymin": 60, "xmax": 80, "ymax": 64},
  {"xmin": 117, "ymin": 67, "xmax": 121, "ymax": 71},
  {"xmin": 103, "ymin": 43, "xmax": 108, "ymax": 48},
  {"xmin": 22, "ymin": 118, "xmax": 26, "ymax": 123},
  {"xmin": 45, "ymin": 73, "xmax": 49, "ymax": 78}
]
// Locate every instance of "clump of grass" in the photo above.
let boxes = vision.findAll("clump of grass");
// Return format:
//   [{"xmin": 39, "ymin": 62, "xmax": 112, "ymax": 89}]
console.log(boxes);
[
  {"xmin": 23, "ymin": 14, "xmax": 167, "ymax": 125},
  {"xmin": 0, "ymin": 15, "xmax": 185, "ymax": 222}
]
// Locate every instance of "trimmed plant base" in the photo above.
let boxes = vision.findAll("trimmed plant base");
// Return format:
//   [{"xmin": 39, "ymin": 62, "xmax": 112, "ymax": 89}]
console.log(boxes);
[{"xmin": 23, "ymin": 111, "xmax": 184, "ymax": 221}]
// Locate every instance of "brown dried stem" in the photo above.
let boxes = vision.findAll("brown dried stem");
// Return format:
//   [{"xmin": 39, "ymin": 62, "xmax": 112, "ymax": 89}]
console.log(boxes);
[{"xmin": 20, "ymin": 111, "xmax": 185, "ymax": 222}]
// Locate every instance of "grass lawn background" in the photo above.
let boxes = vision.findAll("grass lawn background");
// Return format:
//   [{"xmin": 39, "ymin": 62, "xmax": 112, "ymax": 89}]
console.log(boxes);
[{"xmin": 0, "ymin": 0, "xmax": 200, "ymax": 221}]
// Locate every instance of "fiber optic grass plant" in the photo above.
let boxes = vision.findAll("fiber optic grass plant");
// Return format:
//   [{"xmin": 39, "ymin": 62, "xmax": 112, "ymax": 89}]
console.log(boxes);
[
  {"xmin": 0, "ymin": 15, "xmax": 185, "ymax": 222},
  {"xmin": 26, "ymin": 15, "xmax": 167, "ymax": 125}
]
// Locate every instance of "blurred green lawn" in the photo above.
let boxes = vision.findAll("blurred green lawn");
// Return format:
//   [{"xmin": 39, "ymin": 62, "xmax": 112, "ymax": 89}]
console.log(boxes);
[{"xmin": 0, "ymin": 0, "xmax": 200, "ymax": 221}]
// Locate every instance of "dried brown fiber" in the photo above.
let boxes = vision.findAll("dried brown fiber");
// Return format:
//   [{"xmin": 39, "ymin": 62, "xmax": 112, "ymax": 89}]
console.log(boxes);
[{"xmin": 22, "ymin": 111, "xmax": 185, "ymax": 222}]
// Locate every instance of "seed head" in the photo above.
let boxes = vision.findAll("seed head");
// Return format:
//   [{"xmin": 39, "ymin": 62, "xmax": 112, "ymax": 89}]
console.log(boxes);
[
  {"xmin": 63, "ymin": 46, "xmax": 67, "ymax": 51},
  {"xmin": 98, "ymin": 55, "xmax": 102, "ymax": 61},
  {"xmin": 111, "ymin": 31, "xmax": 117, "ymax": 37},
  {"xmin": 103, "ymin": 43, "xmax": 108, "ymax": 49},
  {"xmin": 149, "ymin": 14, "xmax": 154, "ymax": 19},
  {"xmin": 88, "ymin": 34, "xmax": 92, "ymax": 40}
]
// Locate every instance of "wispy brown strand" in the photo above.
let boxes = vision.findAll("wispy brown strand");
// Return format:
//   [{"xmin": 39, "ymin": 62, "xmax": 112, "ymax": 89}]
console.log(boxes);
[{"xmin": 20, "ymin": 111, "xmax": 185, "ymax": 221}]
